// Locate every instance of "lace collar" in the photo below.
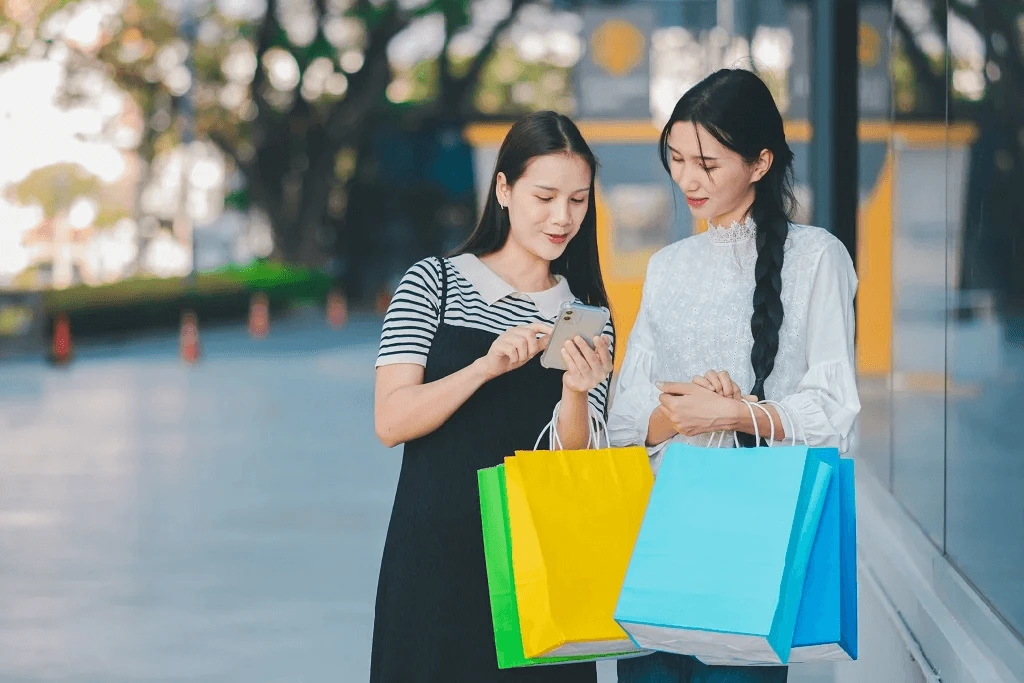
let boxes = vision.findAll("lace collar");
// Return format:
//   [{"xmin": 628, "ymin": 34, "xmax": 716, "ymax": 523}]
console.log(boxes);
[{"xmin": 707, "ymin": 215, "xmax": 757, "ymax": 244}]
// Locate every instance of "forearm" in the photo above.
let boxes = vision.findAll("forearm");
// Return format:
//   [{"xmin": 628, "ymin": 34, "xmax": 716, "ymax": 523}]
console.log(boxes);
[
  {"xmin": 375, "ymin": 359, "xmax": 492, "ymax": 447},
  {"xmin": 726, "ymin": 402, "xmax": 787, "ymax": 443},
  {"xmin": 646, "ymin": 406, "xmax": 677, "ymax": 446},
  {"xmin": 554, "ymin": 387, "xmax": 592, "ymax": 450}
]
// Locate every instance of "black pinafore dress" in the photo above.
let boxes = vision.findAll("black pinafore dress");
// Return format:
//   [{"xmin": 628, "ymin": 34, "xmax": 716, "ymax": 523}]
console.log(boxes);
[{"xmin": 369, "ymin": 258, "xmax": 598, "ymax": 683}]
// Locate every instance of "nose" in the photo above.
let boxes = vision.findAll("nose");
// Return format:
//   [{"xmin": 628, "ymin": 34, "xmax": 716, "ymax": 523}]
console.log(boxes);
[
  {"xmin": 676, "ymin": 163, "xmax": 704, "ymax": 194},
  {"xmin": 551, "ymin": 198, "xmax": 571, "ymax": 227}
]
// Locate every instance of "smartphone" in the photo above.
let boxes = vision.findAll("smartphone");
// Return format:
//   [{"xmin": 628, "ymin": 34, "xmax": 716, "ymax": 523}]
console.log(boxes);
[{"xmin": 540, "ymin": 301, "xmax": 610, "ymax": 371}]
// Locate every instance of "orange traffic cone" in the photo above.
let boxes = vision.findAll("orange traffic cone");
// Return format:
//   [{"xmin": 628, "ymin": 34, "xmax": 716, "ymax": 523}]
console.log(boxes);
[
  {"xmin": 180, "ymin": 310, "xmax": 200, "ymax": 364},
  {"xmin": 249, "ymin": 293, "xmax": 270, "ymax": 339},
  {"xmin": 48, "ymin": 313, "xmax": 73, "ymax": 366},
  {"xmin": 326, "ymin": 288, "xmax": 347, "ymax": 328}
]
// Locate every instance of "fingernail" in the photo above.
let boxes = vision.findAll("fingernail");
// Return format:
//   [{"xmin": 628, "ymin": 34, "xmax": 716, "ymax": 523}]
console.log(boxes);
[{"xmin": 655, "ymin": 381, "xmax": 664, "ymax": 390}]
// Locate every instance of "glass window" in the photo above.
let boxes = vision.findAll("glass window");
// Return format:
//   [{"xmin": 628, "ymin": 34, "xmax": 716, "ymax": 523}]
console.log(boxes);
[
  {"xmin": 863, "ymin": 0, "xmax": 1024, "ymax": 639},
  {"xmin": 943, "ymin": 0, "xmax": 1024, "ymax": 640},
  {"xmin": 883, "ymin": 0, "xmax": 950, "ymax": 546}
]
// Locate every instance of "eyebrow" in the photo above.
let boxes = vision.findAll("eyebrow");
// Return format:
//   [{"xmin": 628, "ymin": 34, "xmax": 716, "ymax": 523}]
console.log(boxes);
[
  {"xmin": 667, "ymin": 145, "xmax": 718, "ymax": 161},
  {"xmin": 533, "ymin": 185, "xmax": 591, "ymax": 193}
]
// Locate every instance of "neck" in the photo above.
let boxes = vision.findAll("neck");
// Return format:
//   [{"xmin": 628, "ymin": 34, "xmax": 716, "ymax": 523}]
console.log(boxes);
[
  {"xmin": 712, "ymin": 193, "xmax": 756, "ymax": 227},
  {"xmin": 479, "ymin": 241, "xmax": 556, "ymax": 293}
]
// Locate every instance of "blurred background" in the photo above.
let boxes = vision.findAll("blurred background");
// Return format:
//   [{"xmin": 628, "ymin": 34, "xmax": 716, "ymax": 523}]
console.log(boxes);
[{"xmin": 0, "ymin": 0, "xmax": 1021, "ymax": 681}]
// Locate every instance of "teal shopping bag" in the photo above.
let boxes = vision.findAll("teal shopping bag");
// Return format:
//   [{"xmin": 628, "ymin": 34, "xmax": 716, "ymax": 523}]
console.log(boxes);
[
  {"xmin": 614, "ymin": 442, "xmax": 834, "ymax": 664},
  {"xmin": 698, "ymin": 456, "xmax": 858, "ymax": 665}
]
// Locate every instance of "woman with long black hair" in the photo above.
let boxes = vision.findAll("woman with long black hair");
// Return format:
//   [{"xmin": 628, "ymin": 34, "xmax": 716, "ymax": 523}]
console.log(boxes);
[
  {"xmin": 371, "ymin": 111, "xmax": 613, "ymax": 682},
  {"xmin": 608, "ymin": 69, "xmax": 861, "ymax": 682}
]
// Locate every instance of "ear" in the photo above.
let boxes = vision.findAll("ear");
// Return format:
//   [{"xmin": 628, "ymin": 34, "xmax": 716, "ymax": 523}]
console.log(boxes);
[
  {"xmin": 751, "ymin": 149, "xmax": 774, "ymax": 183},
  {"xmin": 495, "ymin": 172, "xmax": 512, "ymax": 208}
]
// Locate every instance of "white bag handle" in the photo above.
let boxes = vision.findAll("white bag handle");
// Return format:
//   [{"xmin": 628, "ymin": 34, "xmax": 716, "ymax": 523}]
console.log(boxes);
[
  {"xmin": 705, "ymin": 430, "xmax": 728, "ymax": 448},
  {"xmin": 704, "ymin": 402, "xmax": 773, "ymax": 448},
  {"xmin": 750, "ymin": 402, "xmax": 776, "ymax": 446},
  {"xmin": 705, "ymin": 400, "xmax": 803, "ymax": 449},
  {"xmin": 534, "ymin": 401, "xmax": 608, "ymax": 451},
  {"xmin": 758, "ymin": 400, "xmax": 805, "ymax": 446},
  {"xmin": 736, "ymin": 399, "xmax": 762, "ymax": 448}
]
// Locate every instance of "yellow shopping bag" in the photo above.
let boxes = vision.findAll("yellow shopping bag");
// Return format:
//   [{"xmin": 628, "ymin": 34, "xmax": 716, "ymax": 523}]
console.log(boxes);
[{"xmin": 504, "ymin": 439, "xmax": 653, "ymax": 659}]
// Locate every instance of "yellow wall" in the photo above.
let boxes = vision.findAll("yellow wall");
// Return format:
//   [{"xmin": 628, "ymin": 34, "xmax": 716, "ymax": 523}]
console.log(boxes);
[{"xmin": 856, "ymin": 154, "xmax": 894, "ymax": 375}]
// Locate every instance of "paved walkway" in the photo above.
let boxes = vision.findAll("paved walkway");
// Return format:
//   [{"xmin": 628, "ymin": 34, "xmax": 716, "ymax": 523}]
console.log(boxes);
[{"xmin": 0, "ymin": 313, "xmax": 834, "ymax": 682}]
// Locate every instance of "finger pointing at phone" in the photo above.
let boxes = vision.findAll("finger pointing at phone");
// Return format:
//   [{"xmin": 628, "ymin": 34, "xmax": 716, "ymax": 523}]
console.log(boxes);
[{"xmin": 477, "ymin": 322, "xmax": 553, "ymax": 379}]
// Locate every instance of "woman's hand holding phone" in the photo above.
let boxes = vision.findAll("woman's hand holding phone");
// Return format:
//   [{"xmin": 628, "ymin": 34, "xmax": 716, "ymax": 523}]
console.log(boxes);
[{"xmin": 561, "ymin": 334, "xmax": 614, "ymax": 393}]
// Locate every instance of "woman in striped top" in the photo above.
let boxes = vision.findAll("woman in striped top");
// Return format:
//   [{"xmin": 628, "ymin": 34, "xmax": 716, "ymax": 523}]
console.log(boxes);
[{"xmin": 370, "ymin": 111, "xmax": 613, "ymax": 683}]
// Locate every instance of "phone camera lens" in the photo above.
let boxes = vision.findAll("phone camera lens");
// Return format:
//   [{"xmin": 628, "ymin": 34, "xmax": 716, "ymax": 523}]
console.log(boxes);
[{"xmin": 563, "ymin": 316, "xmax": 571, "ymax": 321}]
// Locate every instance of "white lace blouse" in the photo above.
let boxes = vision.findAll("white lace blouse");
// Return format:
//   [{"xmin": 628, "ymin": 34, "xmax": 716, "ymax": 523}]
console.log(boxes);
[{"xmin": 607, "ymin": 218, "xmax": 861, "ymax": 470}]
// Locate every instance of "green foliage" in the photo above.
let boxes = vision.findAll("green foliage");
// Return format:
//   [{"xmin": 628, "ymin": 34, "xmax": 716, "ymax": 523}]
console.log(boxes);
[{"xmin": 10, "ymin": 164, "xmax": 101, "ymax": 217}]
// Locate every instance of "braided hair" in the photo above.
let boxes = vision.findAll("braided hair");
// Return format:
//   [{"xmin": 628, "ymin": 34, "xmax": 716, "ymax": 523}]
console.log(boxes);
[{"xmin": 659, "ymin": 70, "xmax": 796, "ymax": 446}]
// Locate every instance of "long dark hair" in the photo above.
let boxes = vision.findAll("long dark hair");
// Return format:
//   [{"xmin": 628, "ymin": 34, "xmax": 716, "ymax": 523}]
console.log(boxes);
[
  {"xmin": 660, "ymin": 69, "xmax": 795, "ymax": 445},
  {"xmin": 454, "ymin": 111, "xmax": 610, "ymax": 310}
]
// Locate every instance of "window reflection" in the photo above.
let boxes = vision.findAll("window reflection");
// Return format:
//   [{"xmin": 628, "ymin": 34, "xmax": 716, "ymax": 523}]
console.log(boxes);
[
  {"xmin": 869, "ymin": 0, "xmax": 1024, "ymax": 639},
  {"xmin": 944, "ymin": 0, "xmax": 1024, "ymax": 639}
]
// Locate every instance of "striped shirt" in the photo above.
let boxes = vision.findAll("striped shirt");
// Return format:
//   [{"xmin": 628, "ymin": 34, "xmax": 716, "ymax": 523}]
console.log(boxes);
[{"xmin": 377, "ymin": 254, "xmax": 614, "ymax": 414}]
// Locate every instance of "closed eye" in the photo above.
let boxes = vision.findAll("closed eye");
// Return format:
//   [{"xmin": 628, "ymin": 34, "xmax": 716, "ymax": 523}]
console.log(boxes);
[{"xmin": 571, "ymin": 197, "xmax": 587, "ymax": 204}]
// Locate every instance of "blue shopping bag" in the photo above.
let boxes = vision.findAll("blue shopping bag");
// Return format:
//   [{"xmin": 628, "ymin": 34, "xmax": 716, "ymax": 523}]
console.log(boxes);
[
  {"xmin": 791, "ymin": 457, "xmax": 857, "ymax": 661},
  {"xmin": 698, "ymin": 456, "xmax": 858, "ymax": 665},
  {"xmin": 614, "ymin": 442, "xmax": 835, "ymax": 665}
]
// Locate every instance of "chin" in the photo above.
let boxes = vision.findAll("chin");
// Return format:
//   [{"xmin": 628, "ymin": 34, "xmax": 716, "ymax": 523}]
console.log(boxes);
[
  {"xmin": 686, "ymin": 204, "xmax": 716, "ymax": 220},
  {"xmin": 532, "ymin": 241, "xmax": 569, "ymax": 262}
]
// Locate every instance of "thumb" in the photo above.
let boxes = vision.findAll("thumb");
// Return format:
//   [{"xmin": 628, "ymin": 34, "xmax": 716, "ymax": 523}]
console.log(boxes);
[{"xmin": 527, "ymin": 321, "xmax": 553, "ymax": 336}]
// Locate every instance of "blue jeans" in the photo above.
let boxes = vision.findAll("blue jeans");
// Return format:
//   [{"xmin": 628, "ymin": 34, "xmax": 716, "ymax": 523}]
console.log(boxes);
[{"xmin": 618, "ymin": 652, "xmax": 788, "ymax": 683}]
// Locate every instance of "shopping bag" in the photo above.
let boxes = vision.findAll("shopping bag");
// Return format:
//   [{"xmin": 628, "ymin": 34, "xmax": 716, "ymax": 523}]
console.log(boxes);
[
  {"xmin": 614, "ymin": 432, "xmax": 835, "ymax": 664},
  {"xmin": 698, "ymin": 456, "xmax": 858, "ymax": 665},
  {"xmin": 478, "ymin": 464, "xmax": 605, "ymax": 669},
  {"xmin": 696, "ymin": 403, "xmax": 859, "ymax": 666},
  {"xmin": 792, "ymin": 455, "xmax": 858, "ymax": 661},
  {"xmin": 504, "ymin": 440, "xmax": 654, "ymax": 658}
]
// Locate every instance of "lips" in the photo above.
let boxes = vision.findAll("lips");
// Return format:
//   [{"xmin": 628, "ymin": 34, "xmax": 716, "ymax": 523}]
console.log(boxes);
[
  {"xmin": 545, "ymin": 233, "xmax": 569, "ymax": 244},
  {"xmin": 686, "ymin": 196, "xmax": 709, "ymax": 208}
]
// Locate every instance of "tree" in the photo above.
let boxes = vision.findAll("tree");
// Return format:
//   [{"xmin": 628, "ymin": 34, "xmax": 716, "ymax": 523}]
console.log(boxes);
[
  {"xmin": 206, "ymin": 0, "xmax": 535, "ymax": 266},
  {"xmin": 1, "ymin": 0, "xmax": 556, "ymax": 272}
]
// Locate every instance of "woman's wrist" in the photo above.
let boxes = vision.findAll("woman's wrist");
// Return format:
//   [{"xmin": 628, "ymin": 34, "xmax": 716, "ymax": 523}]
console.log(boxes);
[
  {"xmin": 722, "ymin": 399, "xmax": 749, "ymax": 432},
  {"xmin": 560, "ymin": 382, "xmax": 590, "ymax": 404},
  {"xmin": 646, "ymin": 406, "xmax": 676, "ymax": 445},
  {"xmin": 470, "ymin": 357, "xmax": 498, "ymax": 383}
]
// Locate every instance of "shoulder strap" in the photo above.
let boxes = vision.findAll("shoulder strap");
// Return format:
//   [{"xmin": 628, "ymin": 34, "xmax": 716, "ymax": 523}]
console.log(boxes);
[{"xmin": 435, "ymin": 256, "xmax": 448, "ymax": 325}]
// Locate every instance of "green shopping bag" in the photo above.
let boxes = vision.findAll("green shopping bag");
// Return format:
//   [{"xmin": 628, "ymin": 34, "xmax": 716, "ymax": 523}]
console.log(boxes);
[{"xmin": 478, "ymin": 464, "xmax": 643, "ymax": 669}]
